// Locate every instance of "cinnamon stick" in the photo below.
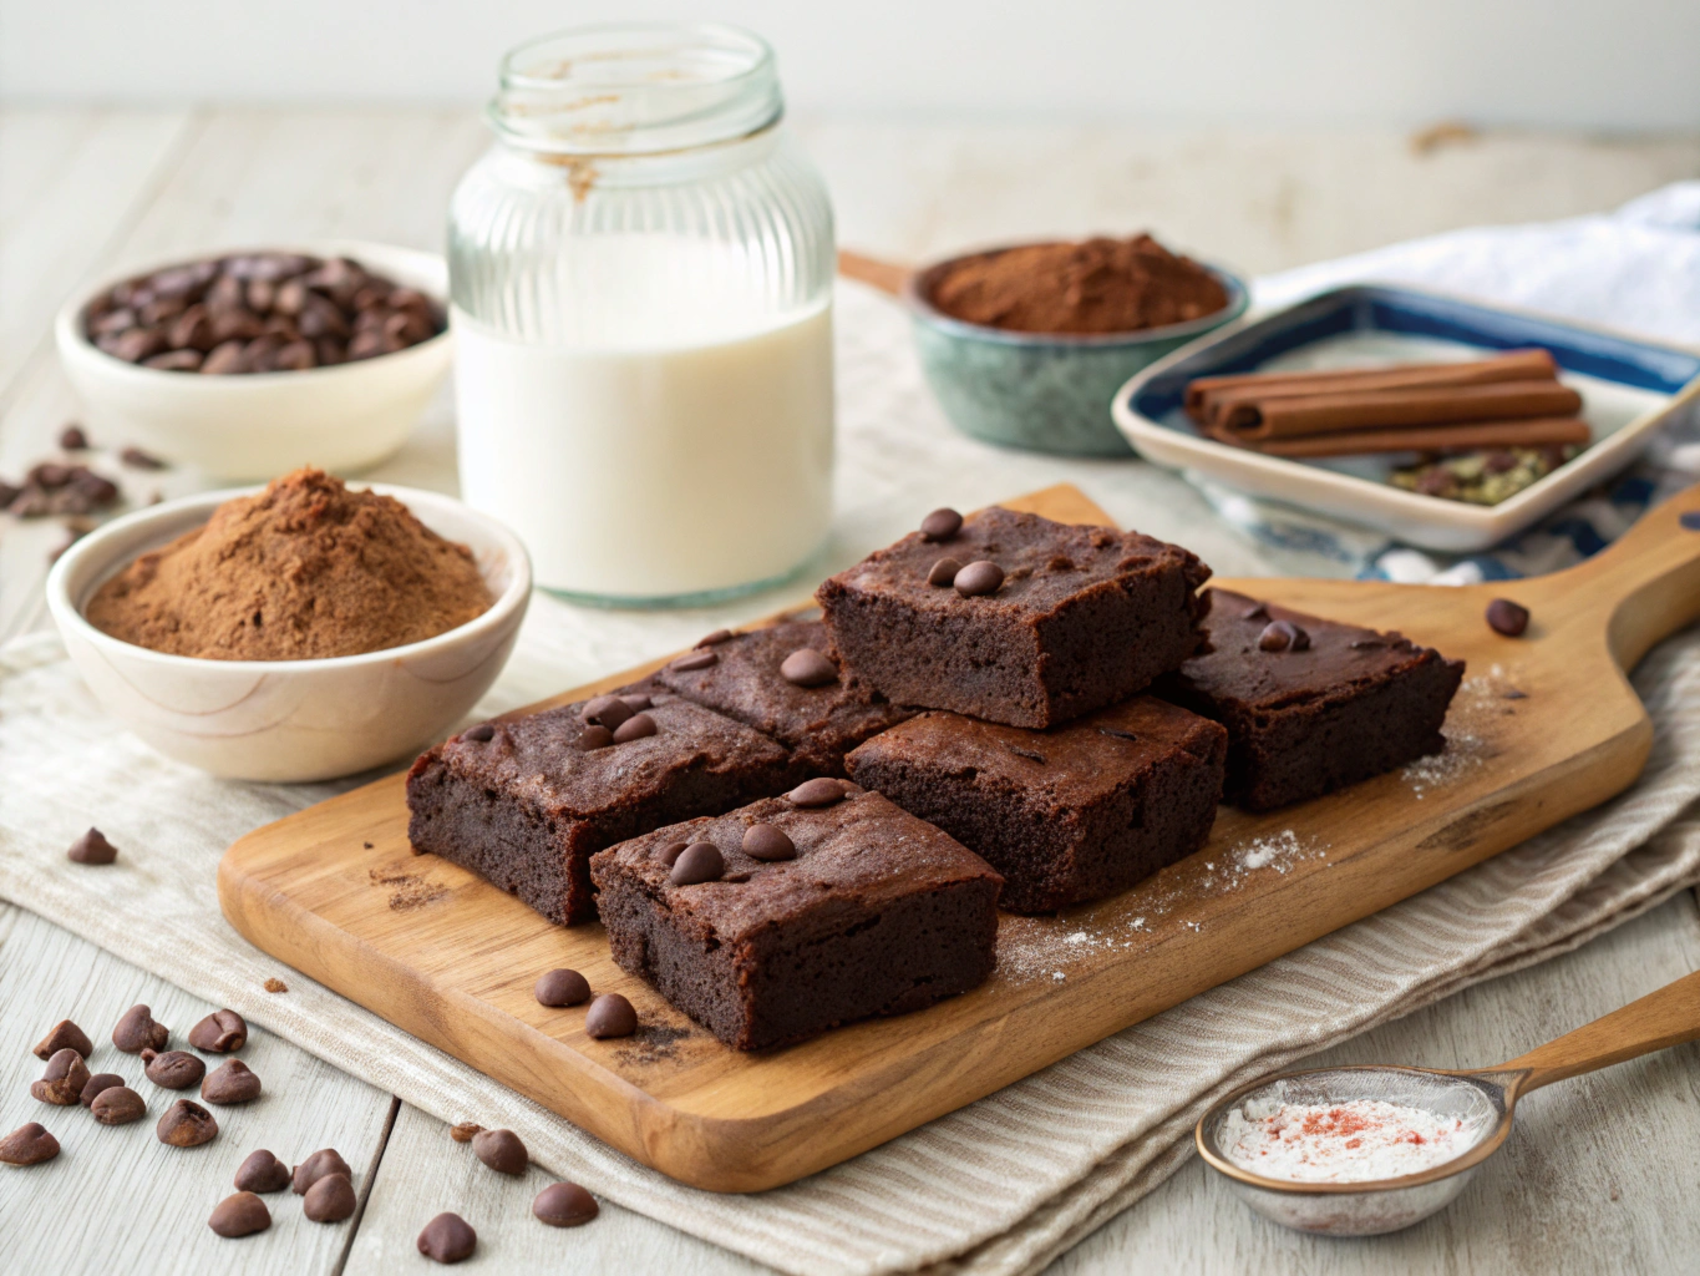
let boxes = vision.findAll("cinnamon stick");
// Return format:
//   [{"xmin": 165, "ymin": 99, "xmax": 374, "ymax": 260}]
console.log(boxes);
[
  {"xmin": 1184, "ymin": 348, "xmax": 1558, "ymax": 422},
  {"xmin": 1214, "ymin": 379, "xmax": 1583, "ymax": 441},
  {"xmin": 1207, "ymin": 416, "xmax": 1591, "ymax": 458}
]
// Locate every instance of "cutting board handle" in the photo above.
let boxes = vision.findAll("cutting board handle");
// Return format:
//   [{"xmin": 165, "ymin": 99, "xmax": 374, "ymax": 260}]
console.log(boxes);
[{"xmin": 1518, "ymin": 480, "xmax": 1700, "ymax": 670}]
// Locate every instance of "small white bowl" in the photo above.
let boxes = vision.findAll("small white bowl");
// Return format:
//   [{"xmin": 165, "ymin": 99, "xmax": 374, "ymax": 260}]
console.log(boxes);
[
  {"xmin": 55, "ymin": 240, "xmax": 453, "ymax": 481},
  {"xmin": 46, "ymin": 484, "xmax": 530, "ymax": 783}
]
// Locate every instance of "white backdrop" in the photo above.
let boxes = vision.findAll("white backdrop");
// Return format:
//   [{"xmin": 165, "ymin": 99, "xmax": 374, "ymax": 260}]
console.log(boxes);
[{"xmin": 3, "ymin": 0, "xmax": 1698, "ymax": 129}]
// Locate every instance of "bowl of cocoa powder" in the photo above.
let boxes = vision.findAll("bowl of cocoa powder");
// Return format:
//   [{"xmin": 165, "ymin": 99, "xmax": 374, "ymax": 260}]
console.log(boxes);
[
  {"xmin": 908, "ymin": 234, "xmax": 1245, "ymax": 455},
  {"xmin": 46, "ymin": 467, "xmax": 531, "ymax": 782}
]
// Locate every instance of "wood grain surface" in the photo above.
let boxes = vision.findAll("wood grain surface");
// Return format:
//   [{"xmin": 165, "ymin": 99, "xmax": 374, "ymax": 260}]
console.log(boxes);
[{"xmin": 217, "ymin": 479, "xmax": 1700, "ymax": 1192}]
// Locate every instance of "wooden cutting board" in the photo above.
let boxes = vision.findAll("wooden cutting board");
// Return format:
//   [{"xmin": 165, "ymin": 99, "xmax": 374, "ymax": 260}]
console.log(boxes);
[{"xmin": 218, "ymin": 481, "xmax": 1700, "ymax": 1192}]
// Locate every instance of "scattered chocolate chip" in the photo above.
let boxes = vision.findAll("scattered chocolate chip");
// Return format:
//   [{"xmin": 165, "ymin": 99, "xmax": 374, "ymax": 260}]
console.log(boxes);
[
  {"xmin": 33, "ymin": 1019, "xmax": 93, "ymax": 1061},
  {"xmin": 670, "ymin": 842, "xmax": 724, "ymax": 886},
  {"xmin": 584, "ymin": 994, "xmax": 638, "ymax": 1040},
  {"xmin": 1241, "ymin": 603, "xmax": 1269, "ymax": 621},
  {"xmin": 59, "ymin": 424, "xmax": 89, "ymax": 450},
  {"xmin": 263, "ymin": 978, "xmax": 288, "ymax": 994},
  {"xmin": 450, "ymin": 1122, "xmax": 483, "ymax": 1143},
  {"xmin": 90, "ymin": 1086, "xmax": 146, "ymax": 1126},
  {"xmin": 533, "ymin": 1181, "xmax": 599, "ymax": 1227},
  {"xmin": 920, "ymin": 508, "xmax": 964, "ymax": 541},
  {"xmin": 119, "ymin": 446, "xmax": 166, "ymax": 470},
  {"xmin": 612, "ymin": 712, "xmax": 657, "ymax": 743},
  {"xmin": 670, "ymin": 650, "xmax": 719, "ymax": 672},
  {"xmin": 143, "ymin": 1049, "xmax": 206, "ymax": 1090},
  {"xmin": 780, "ymin": 648, "xmax": 838, "ymax": 688},
  {"xmin": 67, "ymin": 827, "xmax": 118, "ymax": 864},
  {"xmin": 113, "ymin": 1004, "xmax": 168, "ymax": 1052},
  {"xmin": 1486, "ymin": 598, "xmax": 1530, "ymax": 637},
  {"xmin": 303, "ymin": 1173, "xmax": 357, "ymax": 1222},
  {"xmin": 696, "ymin": 628, "xmax": 734, "ymax": 647},
  {"xmin": 462, "ymin": 723, "xmax": 495, "ymax": 743},
  {"xmin": 418, "ymin": 1212, "xmax": 477, "ymax": 1264},
  {"xmin": 31, "ymin": 1048, "xmax": 91, "ymax": 1105},
  {"xmin": 1678, "ymin": 511, "xmax": 1700, "ymax": 531},
  {"xmin": 235, "ymin": 1149, "xmax": 292, "ymax": 1193},
  {"xmin": 579, "ymin": 724, "xmax": 615, "ymax": 750},
  {"xmin": 742, "ymin": 823, "xmax": 796, "ymax": 862},
  {"xmin": 202, "ymin": 1059, "xmax": 262, "ymax": 1105},
  {"xmin": 580, "ymin": 695, "xmax": 633, "ymax": 731},
  {"xmin": 1258, "ymin": 620, "xmax": 1309, "ymax": 652},
  {"xmin": 188, "ymin": 1008, "xmax": 248, "ymax": 1053},
  {"xmin": 619, "ymin": 692, "xmax": 652, "ymax": 711},
  {"xmin": 472, "ymin": 1128, "xmax": 528, "ymax": 1175},
  {"xmin": 157, "ymin": 1098, "xmax": 218, "ymax": 1147},
  {"xmin": 927, "ymin": 557, "xmax": 963, "ymax": 587},
  {"xmin": 1006, "ymin": 745, "xmax": 1047, "ymax": 764},
  {"xmin": 534, "ymin": 968, "xmax": 590, "ymax": 1008},
  {"xmin": 209, "ymin": 1191, "xmax": 272, "ymax": 1237},
  {"xmin": 953, "ymin": 560, "xmax": 1004, "ymax": 597},
  {"xmin": 656, "ymin": 841, "xmax": 689, "ymax": 867},
  {"xmin": 0, "ymin": 1122, "xmax": 59, "ymax": 1165},
  {"xmin": 80, "ymin": 1072, "xmax": 124, "ymax": 1106},
  {"xmin": 1502, "ymin": 687, "xmax": 1529, "ymax": 700},
  {"xmin": 787, "ymin": 777, "xmax": 848, "ymax": 808},
  {"xmin": 293, "ymin": 1148, "xmax": 351, "ymax": 1194}
]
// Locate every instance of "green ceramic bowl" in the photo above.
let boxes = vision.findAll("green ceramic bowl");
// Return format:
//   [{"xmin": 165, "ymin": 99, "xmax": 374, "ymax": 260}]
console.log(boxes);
[{"xmin": 907, "ymin": 250, "xmax": 1248, "ymax": 456}]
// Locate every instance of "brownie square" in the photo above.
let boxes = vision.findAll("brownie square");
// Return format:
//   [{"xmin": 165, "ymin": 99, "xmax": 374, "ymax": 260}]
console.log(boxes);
[
  {"xmin": 405, "ymin": 692, "xmax": 795, "ymax": 925},
  {"xmin": 846, "ymin": 697, "xmax": 1226, "ymax": 913},
  {"xmin": 654, "ymin": 619, "xmax": 914, "ymax": 777},
  {"xmin": 817, "ymin": 507, "xmax": 1211, "ymax": 729},
  {"xmin": 590, "ymin": 787, "xmax": 1002, "ymax": 1050},
  {"xmin": 1156, "ymin": 588, "xmax": 1466, "ymax": 811}
]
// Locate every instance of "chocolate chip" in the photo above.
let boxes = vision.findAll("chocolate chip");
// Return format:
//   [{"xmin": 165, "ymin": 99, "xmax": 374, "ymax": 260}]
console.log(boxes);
[
  {"xmin": 90, "ymin": 1086, "xmax": 146, "ymax": 1126},
  {"xmin": 188, "ymin": 1009, "xmax": 248, "ymax": 1053},
  {"xmin": 59, "ymin": 425, "xmax": 89, "ymax": 450},
  {"xmin": 1680, "ymin": 511, "xmax": 1700, "ymax": 532},
  {"xmin": 533, "ymin": 1181, "xmax": 599, "ymax": 1227},
  {"xmin": 450, "ymin": 1122, "xmax": 483, "ymax": 1143},
  {"xmin": 780, "ymin": 648, "xmax": 838, "ymax": 688},
  {"xmin": 67, "ymin": 827, "xmax": 118, "ymax": 864},
  {"xmin": 579, "ymin": 724, "xmax": 615, "ymax": 750},
  {"xmin": 202, "ymin": 1059, "xmax": 261, "ymax": 1105},
  {"xmin": 619, "ymin": 692, "xmax": 652, "ymax": 711},
  {"xmin": 113, "ymin": 1004, "xmax": 168, "ymax": 1052},
  {"xmin": 31, "ymin": 1048, "xmax": 91, "ymax": 1105},
  {"xmin": 696, "ymin": 628, "xmax": 734, "ymax": 647},
  {"xmin": 656, "ymin": 841, "xmax": 689, "ymax": 867},
  {"xmin": 462, "ymin": 723, "xmax": 495, "ymax": 743},
  {"xmin": 927, "ymin": 557, "xmax": 963, "ymax": 587},
  {"xmin": 418, "ymin": 1212, "xmax": 477, "ymax": 1263},
  {"xmin": 119, "ymin": 446, "xmax": 166, "ymax": 470},
  {"xmin": 235, "ymin": 1149, "xmax": 292, "ymax": 1193},
  {"xmin": 787, "ymin": 777, "xmax": 848, "ymax": 808},
  {"xmin": 742, "ymin": 823, "xmax": 795, "ymax": 862},
  {"xmin": 293, "ymin": 1148, "xmax": 351, "ymax": 1194},
  {"xmin": 80, "ymin": 1072, "xmax": 124, "ymax": 1106},
  {"xmin": 303, "ymin": 1173, "xmax": 357, "ymax": 1223},
  {"xmin": 670, "ymin": 650, "xmax": 718, "ymax": 672},
  {"xmin": 534, "ymin": 968, "xmax": 590, "ymax": 1008},
  {"xmin": 472, "ymin": 1128, "xmax": 528, "ymax": 1175},
  {"xmin": 1241, "ymin": 603, "xmax": 1270, "ymax": 621},
  {"xmin": 580, "ymin": 694, "xmax": 633, "ymax": 731},
  {"xmin": 670, "ymin": 842, "xmax": 724, "ymax": 886},
  {"xmin": 584, "ymin": 994, "xmax": 638, "ymax": 1040},
  {"xmin": 1258, "ymin": 620, "xmax": 1309, "ymax": 652},
  {"xmin": 953, "ymin": 561, "xmax": 1004, "ymax": 597},
  {"xmin": 143, "ymin": 1049, "xmax": 206, "ymax": 1090},
  {"xmin": 0, "ymin": 1122, "xmax": 59, "ymax": 1165},
  {"xmin": 920, "ymin": 508, "xmax": 964, "ymax": 541},
  {"xmin": 612, "ymin": 712, "xmax": 657, "ymax": 743},
  {"xmin": 33, "ymin": 1019, "xmax": 93, "ymax": 1060},
  {"xmin": 209, "ymin": 1191, "xmax": 272, "ymax": 1237},
  {"xmin": 157, "ymin": 1098, "xmax": 218, "ymax": 1147},
  {"xmin": 1486, "ymin": 598, "xmax": 1530, "ymax": 637}
]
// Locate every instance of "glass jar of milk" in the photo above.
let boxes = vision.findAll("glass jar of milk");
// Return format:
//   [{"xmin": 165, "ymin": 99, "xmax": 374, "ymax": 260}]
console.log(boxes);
[{"xmin": 449, "ymin": 23, "xmax": 835, "ymax": 604}]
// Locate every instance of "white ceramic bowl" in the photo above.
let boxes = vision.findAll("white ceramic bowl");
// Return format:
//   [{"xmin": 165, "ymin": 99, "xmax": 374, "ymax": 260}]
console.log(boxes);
[
  {"xmin": 46, "ymin": 484, "xmax": 530, "ymax": 783},
  {"xmin": 55, "ymin": 240, "xmax": 453, "ymax": 481}
]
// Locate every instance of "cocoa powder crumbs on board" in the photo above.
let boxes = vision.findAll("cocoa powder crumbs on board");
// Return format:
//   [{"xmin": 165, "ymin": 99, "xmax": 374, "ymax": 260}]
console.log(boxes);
[
  {"xmin": 85, "ymin": 467, "xmax": 493, "ymax": 660},
  {"xmin": 929, "ymin": 234, "xmax": 1229, "ymax": 336}
]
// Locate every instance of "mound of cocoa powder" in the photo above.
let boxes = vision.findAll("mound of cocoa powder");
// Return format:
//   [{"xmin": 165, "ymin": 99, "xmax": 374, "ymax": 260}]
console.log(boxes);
[
  {"xmin": 86, "ymin": 467, "xmax": 493, "ymax": 660},
  {"xmin": 929, "ymin": 234, "xmax": 1229, "ymax": 335}
]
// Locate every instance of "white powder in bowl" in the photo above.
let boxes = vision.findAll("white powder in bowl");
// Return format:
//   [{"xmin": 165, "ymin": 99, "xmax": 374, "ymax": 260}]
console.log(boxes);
[{"xmin": 1221, "ymin": 1097, "xmax": 1484, "ymax": 1183}]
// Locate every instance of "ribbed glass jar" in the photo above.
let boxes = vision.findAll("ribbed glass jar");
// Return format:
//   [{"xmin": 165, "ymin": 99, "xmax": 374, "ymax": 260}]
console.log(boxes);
[{"xmin": 448, "ymin": 23, "xmax": 836, "ymax": 604}]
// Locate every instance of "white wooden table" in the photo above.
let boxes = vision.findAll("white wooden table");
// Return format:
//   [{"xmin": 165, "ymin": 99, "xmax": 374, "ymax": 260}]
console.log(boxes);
[{"xmin": 2, "ymin": 108, "xmax": 1698, "ymax": 1274}]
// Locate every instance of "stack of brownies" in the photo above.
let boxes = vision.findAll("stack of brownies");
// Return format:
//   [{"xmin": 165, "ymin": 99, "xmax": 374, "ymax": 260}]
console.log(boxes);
[{"xmin": 406, "ymin": 507, "xmax": 1463, "ymax": 1051}]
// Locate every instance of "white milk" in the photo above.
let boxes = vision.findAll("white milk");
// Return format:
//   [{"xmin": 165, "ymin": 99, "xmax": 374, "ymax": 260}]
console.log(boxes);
[{"xmin": 452, "ymin": 235, "xmax": 835, "ymax": 601}]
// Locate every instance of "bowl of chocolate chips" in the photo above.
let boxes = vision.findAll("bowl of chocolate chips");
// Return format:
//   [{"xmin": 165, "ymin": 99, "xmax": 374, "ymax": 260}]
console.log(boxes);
[{"xmin": 55, "ymin": 241, "xmax": 450, "ymax": 480}]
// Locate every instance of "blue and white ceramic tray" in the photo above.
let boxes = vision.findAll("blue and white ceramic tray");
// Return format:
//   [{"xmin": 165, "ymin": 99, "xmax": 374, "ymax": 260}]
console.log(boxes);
[{"xmin": 1111, "ymin": 285, "xmax": 1700, "ymax": 552}]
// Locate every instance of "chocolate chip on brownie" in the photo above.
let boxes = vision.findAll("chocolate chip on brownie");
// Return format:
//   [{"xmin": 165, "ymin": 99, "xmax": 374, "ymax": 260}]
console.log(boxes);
[
  {"xmin": 920, "ymin": 508, "xmax": 964, "ymax": 541},
  {"xmin": 952, "ymin": 560, "xmax": 1005, "ymax": 597},
  {"xmin": 778, "ymin": 648, "xmax": 837, "ymax": 687},
  {"xmin": 669, "ymin": 842, "xmax": 724, "ymax": 885}
]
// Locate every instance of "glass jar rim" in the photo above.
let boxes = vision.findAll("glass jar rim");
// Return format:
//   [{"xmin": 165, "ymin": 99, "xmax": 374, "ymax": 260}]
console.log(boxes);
[{"xmin": 489, "ymin": 21, "xmax": 783, "ymax": 158}]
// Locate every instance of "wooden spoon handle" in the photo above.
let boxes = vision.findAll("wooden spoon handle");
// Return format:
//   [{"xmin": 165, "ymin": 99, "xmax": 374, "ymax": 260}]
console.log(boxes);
[
  {"xmin": 837, "ymin": 249, "xmax": 914, "ymax": 299},
  {"xmin": 1490, "ymin": 969, "xmax": 1700, "ymax": 1095}
]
